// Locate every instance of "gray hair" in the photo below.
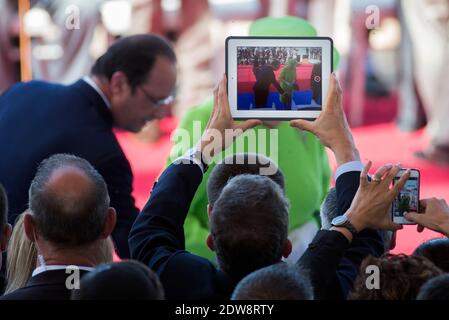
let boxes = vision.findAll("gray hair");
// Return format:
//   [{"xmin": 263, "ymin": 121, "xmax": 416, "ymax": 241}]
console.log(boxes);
[
  {"xmin": 320, "ymin": 188, "xmax": 338, "ymax": 230},
  {"xmin": 210, "ymin": 174, "xmax": 289, "ymax": 280},
  {"xmin": 232, "ymin": 263, "xmax": 313, "ymax": 300},
  {"xmin": 320, "ymin": 188, "xmax": 393, "ymax": 251},
  {"xmin": 29, "ymin": 154, "xmax": 110, "ymax": 247}
]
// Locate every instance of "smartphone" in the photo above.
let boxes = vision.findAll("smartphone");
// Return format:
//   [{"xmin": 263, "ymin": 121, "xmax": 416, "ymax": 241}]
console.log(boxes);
[{"xmin": 392, "ymin": 169, "xmax": 420, "ymax": 224}]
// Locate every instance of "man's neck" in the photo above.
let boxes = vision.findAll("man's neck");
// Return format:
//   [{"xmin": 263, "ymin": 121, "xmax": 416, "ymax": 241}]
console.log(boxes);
[
  {"xmin": 90, "ymin": 75, "xmax": 112, "ymax": 102},
  {"xmin": 37, "ymin": 241, "xmax": 103, "ymax": 268}
]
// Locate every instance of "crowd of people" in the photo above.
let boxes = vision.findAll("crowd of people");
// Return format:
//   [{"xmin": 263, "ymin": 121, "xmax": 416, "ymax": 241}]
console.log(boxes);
[
  {"xmin": 0, "ymin": 17, "xmax": 448, "ymax": 301},
  {"xmin": 237, "ymin": 46, "xmax": 321, "ymax": 66}
]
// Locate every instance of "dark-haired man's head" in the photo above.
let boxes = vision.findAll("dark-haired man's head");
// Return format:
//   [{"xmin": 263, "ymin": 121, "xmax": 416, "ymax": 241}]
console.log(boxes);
[
  {"xmin": 207, "ymin": 174, "xmax": 291, "ymax": 280},
  {"xmin": 207, "ymin": 153, "xmax": 284, "ymax": 209},
  {"xmin": 320, "ymin": 188, "xmax": 394, "ymax": 251},
  {"xmin": 417, "ymin": 274, "xmax": 449, "ymax": 300},
  {"xmin": 231, "ymin": 263, "xmax": 313, "ymax": 300},
  {"xmin": 71, "ymin": 260, "xmax": 164, "ymax": 300},
  {"xmin": 413, "ymin": 238, "xmax": 449, "ymax": 272},
  {"xmin": 271, "ymin": 59, "xmax": 281, "ymax": 70},
  {"xmin": 0, "ymin": 184, "xmax": 12, "ymax": 267},
  {"xmin": 91, "ymin": 34, "xmax": 177, "ymax": 132},
  {"xmin": 25, "ymin": 154, "xmax": 116, "ymax": 266},
  {"xmin": 349, "ymin": 254, "xmax": 442, "ymax": 300}
]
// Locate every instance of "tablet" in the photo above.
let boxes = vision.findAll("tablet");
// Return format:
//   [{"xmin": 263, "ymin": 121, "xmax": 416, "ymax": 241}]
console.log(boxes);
[{"xmin": 226, "ymin": 36, "xmax": 333, "ymax": 120}]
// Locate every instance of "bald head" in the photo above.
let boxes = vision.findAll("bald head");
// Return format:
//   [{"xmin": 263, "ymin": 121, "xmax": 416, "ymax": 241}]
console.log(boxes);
[
  {"xmin": 45, "ymin": 166, "xmax": 97, "ymax": 214},
  {"xmin": 29, "ymin": 154, "xmax": 110, "ymax": 247}
]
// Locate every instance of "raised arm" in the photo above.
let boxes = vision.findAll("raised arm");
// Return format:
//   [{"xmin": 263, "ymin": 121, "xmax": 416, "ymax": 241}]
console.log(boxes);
[
  {"xmin": 294, "ymin": 74, "xmax": 409, "ymax": 299},
  {"xmin": 129, "ymin": 75, "xmax": 261, "ymax": 269}
]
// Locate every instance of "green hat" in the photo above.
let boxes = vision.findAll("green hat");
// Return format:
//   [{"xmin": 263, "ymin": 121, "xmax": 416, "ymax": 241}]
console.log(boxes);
[{"xmin": 249, "ymin": 16, "xmax": 340, "ymax": 70}]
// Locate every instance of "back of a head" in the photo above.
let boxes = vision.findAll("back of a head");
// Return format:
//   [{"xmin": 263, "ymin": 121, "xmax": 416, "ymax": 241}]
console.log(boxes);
[
  {"xmin": 210, "ymin": 174, "xmax": 289, "ymax": 280},
  {"xmin": 320, "ymin": 188, "xmax": 393, "ymax": 251},
  {"xmin": 0, "ymin": 184, "xmax": 8, "ymax": 243},
  {"xmin": 91, "ymin": 34, "xmax": 176, "ymax": 90},
  {"xmin": 71, "ymin": 260, "xmax": 164, "ymax": 300},
  {"xmin": 207, "ymin": 153, "xmax": 284, "ymax": 207},
  {"xmin": 28, "ymin": 154, "xmax": 110, "ymax": 247},
  {"xmin": 320, "ymin": 188, "xmax": 338, "ymax": 230},
  {"xmin": 413, "ymin": 238, "xmax": 449, "ymax": 272},
  {"xmin": 231, "ymin": 263, "xmax": 313, "ymax": 300},
  {"xmin": 349, "ymin": 254, "xmax": 443, "ymax": 300},
  {"xmin": 417, "ymin": 274, "xmax": 449, "ymax": 300}
]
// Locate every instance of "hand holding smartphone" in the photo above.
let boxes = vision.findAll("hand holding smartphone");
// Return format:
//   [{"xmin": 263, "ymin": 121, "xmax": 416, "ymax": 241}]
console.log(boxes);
[{"xmin": 392, "ymin": 169, "xmax": 420, "ymax": 224}]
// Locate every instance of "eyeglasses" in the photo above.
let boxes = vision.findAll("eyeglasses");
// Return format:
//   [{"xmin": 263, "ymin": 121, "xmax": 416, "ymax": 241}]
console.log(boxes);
[{"xmin": 139, "ymin": 86, "xmax": 175, "ymax": 106}]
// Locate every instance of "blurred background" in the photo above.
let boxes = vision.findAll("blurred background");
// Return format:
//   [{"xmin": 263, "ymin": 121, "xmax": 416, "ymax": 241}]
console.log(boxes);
[{"xmin": 1, "ymin": 0, "xmax": 449, "ymax": 254}]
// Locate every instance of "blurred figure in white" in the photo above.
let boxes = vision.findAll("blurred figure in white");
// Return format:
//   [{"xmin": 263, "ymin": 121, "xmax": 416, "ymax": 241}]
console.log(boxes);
[
  {"xmin": 29, "ymin": 0, "xmax": 103, "ymax": 84},
  {"xmin": 402, "ymin": 0, "xmax": 449, "ymax": 164}
]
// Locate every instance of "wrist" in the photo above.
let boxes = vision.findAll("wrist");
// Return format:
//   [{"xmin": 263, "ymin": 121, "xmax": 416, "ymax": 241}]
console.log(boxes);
[
  {"xmin": 344, "ymin": 210, "xmax": 366, "ymax": 233},
  {"xmin": 330, "ymin": 226, "xmax": 353, "ymax": 242},
  {"xmin": 333, "ymin": 141, "xmax": 360, "ymax": 166}
]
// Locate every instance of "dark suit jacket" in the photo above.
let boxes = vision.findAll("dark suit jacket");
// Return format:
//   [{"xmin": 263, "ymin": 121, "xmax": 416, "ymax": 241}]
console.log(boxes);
[
  {"xmin": 0, "ymin": 80, "xmax": 139, "ymax": 258},
  {"xmin": 129, "ymin": 162, "xmax": 373, "ymax": 300},
  {"xmin": 129, "ymin": 163, "xmax": 236, "ymax": 300},
  {"xmin": 0, "ymin": 269, "xmax": 90, "ymax": 300},
  {"xmin": 298, "ymin": 171, "xmax": 385, "ymax": 300}
]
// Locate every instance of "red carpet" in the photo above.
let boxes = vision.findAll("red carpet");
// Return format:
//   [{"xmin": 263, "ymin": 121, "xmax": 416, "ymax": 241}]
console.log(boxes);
[{"xmin": 116, "ymin": 120, "xmax": 449, "ymax": 255}]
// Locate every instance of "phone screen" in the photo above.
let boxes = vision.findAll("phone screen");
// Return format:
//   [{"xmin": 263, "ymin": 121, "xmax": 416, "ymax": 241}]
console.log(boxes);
[{"xmin": 392, "ymin": 174, "xmax": 419, "ymax": 217}]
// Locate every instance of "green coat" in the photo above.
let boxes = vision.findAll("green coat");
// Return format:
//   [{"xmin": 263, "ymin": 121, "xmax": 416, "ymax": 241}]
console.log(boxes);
[
  {"xmin": 167, "ymin": 97, "xmax": 331, "ymax": 261},
  {"xmin": 279, "ymin": 59, "xmax": 297, "ymax": 104}
]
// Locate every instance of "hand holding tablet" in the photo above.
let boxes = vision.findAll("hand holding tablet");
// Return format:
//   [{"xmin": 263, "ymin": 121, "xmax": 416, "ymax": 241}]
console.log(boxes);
[{"xmin": 226, "ymin": 36, "xmax": 333, "ymax": 120}]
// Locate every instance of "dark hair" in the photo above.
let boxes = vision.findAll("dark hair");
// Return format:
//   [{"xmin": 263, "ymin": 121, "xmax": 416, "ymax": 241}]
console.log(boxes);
[
  {"xmin": 0, "ymin": 184, "xmax": 7, "ymax": 242},
  {"xmin": 349, "ymin": 254, "xmax": 443, "ymax": 300},
  {"xmin": 417, "ymin": 274, "xmax": 449, "ymax": 300},
  {"xmin": 271, "ymin": 59, "xmax": 280, "ymax": 68},
  {"xmin": 71, "ymin": 260, "xmax": 164, "ymax": 300},
  {"xmin": 91, "ymin": 34, "xmax": 176, "ymax": 90},
  {"xmin": 413, "ymin": 238, "xmax": 449, "ymax": 272},
  {"xmin": 207, "ymin": 153, "xmax": 284, "ymax": 207},
  {"xmin": 210, "ymin": 174, "xmax": 289, "ymax": 280},
  {"xmin": 28, "ymin": 154, "xmax": 110, "ymax": 247},
  {"xmin": 320, "ymin": 188, "xmax": 393, "ymax": 251},
  {"xmin": 231, "ymin": 263, "xmax": 313, "ymax": 300}
]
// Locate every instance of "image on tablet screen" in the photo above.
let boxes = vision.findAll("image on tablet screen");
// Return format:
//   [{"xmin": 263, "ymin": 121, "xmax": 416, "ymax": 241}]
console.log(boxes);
[{"xmin": 237, "ymin": 46, "xmax": 322, "ymax": 111}]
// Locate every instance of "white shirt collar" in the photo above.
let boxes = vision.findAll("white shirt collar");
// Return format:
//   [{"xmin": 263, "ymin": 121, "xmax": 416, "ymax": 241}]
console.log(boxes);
[
  {"xmin": 82, "ymin": 76, "xmax": 112, "ymax": 109},
  {"xmin": 32, "ymin": 265, "xmax": 95, "ymax": 277}
]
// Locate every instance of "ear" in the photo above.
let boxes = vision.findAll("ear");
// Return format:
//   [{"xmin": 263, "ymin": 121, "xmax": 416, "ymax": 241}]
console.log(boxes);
[
  {"xmin": 206, "ymin": 233, "xmax": 215, "ymax": 252},
  {"xmin": 282, "ymin": 239, "xmax": 292, "ymax": 258},
  {"xmin": 109, "ymin": 71, "xmax": 130, "ymax": 96},
  {"xmin": 207, "ymin": 204, "xmax": 213, "ymax": 219},
  {"xmin": 101, "ymin": 207, "xmax": 117, "ymax": 239},
  {"xmin": 0, "ymin": 223, "xmax": 12, "ymax": 252},
  {"xmin": 24, "ymin": 212, "xmax": 37, "ymax": 242}
]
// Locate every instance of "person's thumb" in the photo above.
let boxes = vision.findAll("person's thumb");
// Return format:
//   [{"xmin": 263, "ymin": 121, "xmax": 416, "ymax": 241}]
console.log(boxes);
[
  {"xmin": 387, "ymin": 222, "xmax": 404, "ymax": 231},
  {"xmin": 239, "ymin": 119, "xmax": 262, "ymax": 132},
  {"xmin": 289, "ymin": 119, "xmax": 314, "ymax": 133},
  {"xmin": 404, "ymin": 212, "xmax": 421, "ymax": 224}
]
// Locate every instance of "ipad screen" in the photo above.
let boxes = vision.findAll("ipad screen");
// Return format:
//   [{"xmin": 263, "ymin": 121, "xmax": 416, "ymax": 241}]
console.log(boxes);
[{"xmin": 237, "ymin": 46, "xmax": 322, "ymax": 111}]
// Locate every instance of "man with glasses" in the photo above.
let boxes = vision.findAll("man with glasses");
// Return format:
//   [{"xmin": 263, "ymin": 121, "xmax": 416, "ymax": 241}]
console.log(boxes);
[{"xmin": 0, "ymin": 34, "xmax": 177, "ymax": 259}]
